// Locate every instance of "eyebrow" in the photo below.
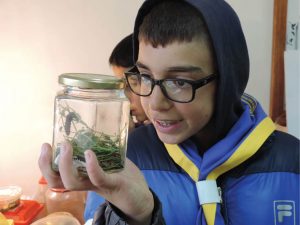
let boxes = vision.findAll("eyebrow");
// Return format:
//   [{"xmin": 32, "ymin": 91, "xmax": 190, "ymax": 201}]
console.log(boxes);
[{"xmin": 136, "ymin": 61, "xmax": 204, "ymax": 73}]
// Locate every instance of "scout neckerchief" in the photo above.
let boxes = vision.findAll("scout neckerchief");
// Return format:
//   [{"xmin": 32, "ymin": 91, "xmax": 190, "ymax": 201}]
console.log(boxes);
[{"xmin": 164, "ymin": 94, "xmax": 275, "ymax": 225}]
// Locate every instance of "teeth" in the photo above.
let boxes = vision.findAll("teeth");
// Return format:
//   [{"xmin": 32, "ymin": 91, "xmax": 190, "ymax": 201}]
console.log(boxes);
[{"xmin": 158, "ymin": 120, "xmax": 173, "ymax": 126}]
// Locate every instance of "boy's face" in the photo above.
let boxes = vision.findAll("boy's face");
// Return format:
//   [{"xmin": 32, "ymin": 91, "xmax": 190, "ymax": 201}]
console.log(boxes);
[
  {"xmin": 111, "ymin": 65, "xmax": 148, "ymax": 123},
  {"xmin": 137, "ymin": 39, "xmax": 216, "ymax": 144}
]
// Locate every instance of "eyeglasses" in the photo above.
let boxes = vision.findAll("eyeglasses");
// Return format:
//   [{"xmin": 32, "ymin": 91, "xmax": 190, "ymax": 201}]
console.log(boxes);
[{"xmin": 124, "ymin": 67, "xmax": 217, "ymax": 103}]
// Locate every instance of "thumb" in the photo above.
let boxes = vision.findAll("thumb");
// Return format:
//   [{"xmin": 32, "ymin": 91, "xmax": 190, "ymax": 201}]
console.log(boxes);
[{"xmin": 84, "ymin": 150, "xmax": 118, "ymax": 191}]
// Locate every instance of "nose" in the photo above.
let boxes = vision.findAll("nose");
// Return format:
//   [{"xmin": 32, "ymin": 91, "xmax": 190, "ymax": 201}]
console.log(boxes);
[{"xmin": 149, "ymin": 84, "xmax": 172, "ymax": 111}]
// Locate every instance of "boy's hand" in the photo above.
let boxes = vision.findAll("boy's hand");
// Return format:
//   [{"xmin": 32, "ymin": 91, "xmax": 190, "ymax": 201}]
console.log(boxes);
[{"xmin": 38, "ymin": 142, "xmax": 154, "ymax": 225}]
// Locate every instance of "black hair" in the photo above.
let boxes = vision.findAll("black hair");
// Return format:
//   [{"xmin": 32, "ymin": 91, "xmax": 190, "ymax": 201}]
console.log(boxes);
[
  {"xmin": 138, "ymin": 0, "xmax": 211, "ymax": 47},
  {"xmin": 109, "ymin": 34, "xmax": 134, "ymax": 68}
]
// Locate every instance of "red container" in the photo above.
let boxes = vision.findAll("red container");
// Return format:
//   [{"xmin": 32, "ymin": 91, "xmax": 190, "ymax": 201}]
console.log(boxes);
[{"xmin": 3, "ymin": 200, "xmax": 44, "ymax": 225}]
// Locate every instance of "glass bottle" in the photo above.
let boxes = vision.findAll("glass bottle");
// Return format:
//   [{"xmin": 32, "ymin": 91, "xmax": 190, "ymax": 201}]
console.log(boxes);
[
  {"xmin": 45, "ymin": 188, "xmax": 85, "ymax": 224},
  {"xmin": 33, "ymin": 177, "xmax": 48, "ymax": 204},
  {"xmin": 52, "ymin": 73, "xmax": 130, "ymax": 176}
]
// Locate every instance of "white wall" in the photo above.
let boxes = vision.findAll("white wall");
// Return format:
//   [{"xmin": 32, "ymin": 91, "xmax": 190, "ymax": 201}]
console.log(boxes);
[
  {"xmin": 227, "ymin": 0, "xmax": 273, "ymax": 112},
  {"xmin": 0, "ymin": 0, "xmax": 273, "ymax": 197},
  {"xmin": 285, "ymin": 0, "xmax": 300, "ymax": 138}
]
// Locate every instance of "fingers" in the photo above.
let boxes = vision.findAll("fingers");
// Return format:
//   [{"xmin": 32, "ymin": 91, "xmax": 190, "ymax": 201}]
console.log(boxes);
[
  {"xmin": 57, "ymin": 143, "xmax": 77, "ymax": 186},
  {"xmin": 38, "ymin": 143, "xmax": 64, "ymax": 188},
  {"xmin": 84, "ymin": 150, "xmax": 116, "ymax": 192},
  {"xmin": 58, "ymin": 142, "xmax": 94, "ymax": 190}
]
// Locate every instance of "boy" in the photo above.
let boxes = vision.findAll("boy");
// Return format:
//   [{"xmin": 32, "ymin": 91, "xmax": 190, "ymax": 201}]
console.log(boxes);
[
  {"xmin": 39, "ymin": 1, "xmax": 299, "ymax": 225},
  {"xmin": 109, "ymin": 33, "xmax": 149, "ymax": 130}
]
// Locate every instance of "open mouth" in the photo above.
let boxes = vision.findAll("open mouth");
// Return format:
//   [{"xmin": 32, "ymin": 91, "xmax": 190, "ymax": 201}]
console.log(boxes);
[{"xmin": 156, "ymin": 120, "xmax": 179, "ymax": 127}]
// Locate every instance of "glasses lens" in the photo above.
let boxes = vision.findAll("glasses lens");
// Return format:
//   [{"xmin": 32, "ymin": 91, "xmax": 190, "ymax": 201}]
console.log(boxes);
[
  {"xmin": 126, "ymin": 72, "xmax": 195, "ymax": 102},
  {"xmin": 126, "ymin": 73, "xmax": 153, "ymax": 96},
  {"xmin": 163, "ymin": 80, "xmax": 193, "ymax": 102},
  {"xmin": 140, "ymin": 75, "xmax": 153, "ymax": 95},
  {"xmin": 126, "ymin": 73, "xmax": 141, "ymax": 94}
]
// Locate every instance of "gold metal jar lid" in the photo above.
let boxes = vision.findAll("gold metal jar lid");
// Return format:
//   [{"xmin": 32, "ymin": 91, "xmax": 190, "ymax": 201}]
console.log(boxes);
[{"xmin": 59, "ymin": 73, "xmax": 125, "ymax": 89}]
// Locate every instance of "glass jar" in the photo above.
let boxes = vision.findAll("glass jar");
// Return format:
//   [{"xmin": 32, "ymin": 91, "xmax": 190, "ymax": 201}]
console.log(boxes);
[
  {"xmin": 45, "ymin": 188, "xmax": 85, "ymax": 224},
  {"xmin": 52, "ymin": 73, "xmax": 130, "ymax": 176},
  {"xmin": 32, "ymin": 177, "xmax": 48, "ymax": 204}
]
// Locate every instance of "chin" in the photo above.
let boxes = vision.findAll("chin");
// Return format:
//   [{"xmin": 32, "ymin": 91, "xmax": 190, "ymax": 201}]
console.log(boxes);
[{"xmin": 156, "ymin": 132, "xmax": 185, "ymax": 145}]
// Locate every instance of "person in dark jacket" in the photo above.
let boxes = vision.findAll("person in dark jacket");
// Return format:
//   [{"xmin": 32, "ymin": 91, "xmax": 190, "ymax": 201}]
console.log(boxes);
[
  {"xmin": 109, "ymin": 33, "xmax": 149, "ymax": 130},
  {"xmin": 39, "ymin": 1, "xmax": 300, "ymax": 225}
]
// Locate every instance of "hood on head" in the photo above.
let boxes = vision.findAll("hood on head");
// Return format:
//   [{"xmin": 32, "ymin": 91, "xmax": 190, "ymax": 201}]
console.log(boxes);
[{"xmin": 132, "ymin": 0, "xmax": 249, "ymax": 140}]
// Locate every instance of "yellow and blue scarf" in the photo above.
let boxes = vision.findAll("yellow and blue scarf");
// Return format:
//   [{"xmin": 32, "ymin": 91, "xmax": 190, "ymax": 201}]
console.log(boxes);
[{"xmin": 164, "ymin": 94, "xmax": 275, "ymax": 225}]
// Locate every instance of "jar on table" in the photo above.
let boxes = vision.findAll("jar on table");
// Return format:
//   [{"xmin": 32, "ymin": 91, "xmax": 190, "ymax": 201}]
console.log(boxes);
[
  {"xmin": 45, "ymin": 188, "xmax": 85, "ymax": 224},
  {"xmin": 52, "ymin": 73, "xmax": 130, "ymax": 176}
]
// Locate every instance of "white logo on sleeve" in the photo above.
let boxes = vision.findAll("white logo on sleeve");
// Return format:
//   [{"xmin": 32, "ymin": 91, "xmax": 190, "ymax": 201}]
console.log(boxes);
[{"xmin": 274, "ymin": 200, "xmax": 296, "ymax": 225}]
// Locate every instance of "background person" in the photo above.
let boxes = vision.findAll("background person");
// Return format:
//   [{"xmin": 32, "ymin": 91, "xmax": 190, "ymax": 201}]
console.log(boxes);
[{"xmin": 109, "ymin": 33, "xmax": 149, "ymax": 130}]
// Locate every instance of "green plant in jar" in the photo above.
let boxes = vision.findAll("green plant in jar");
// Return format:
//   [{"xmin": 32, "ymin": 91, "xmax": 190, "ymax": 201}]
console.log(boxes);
[{"xmin": 53, "ymin": 102, "xmax": 125, "ymax": 175}]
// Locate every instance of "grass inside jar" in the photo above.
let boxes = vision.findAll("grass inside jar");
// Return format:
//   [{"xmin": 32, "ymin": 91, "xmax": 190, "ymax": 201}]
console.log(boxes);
[{"xmin": 58, "ymin": 103, "xmax": 125, "ymax": 173}]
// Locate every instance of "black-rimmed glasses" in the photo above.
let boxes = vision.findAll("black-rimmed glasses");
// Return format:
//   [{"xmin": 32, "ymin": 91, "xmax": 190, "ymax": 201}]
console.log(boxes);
[{"xmin": 124, "ymin": 67, "xmax": 217, "ymax": 103}]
